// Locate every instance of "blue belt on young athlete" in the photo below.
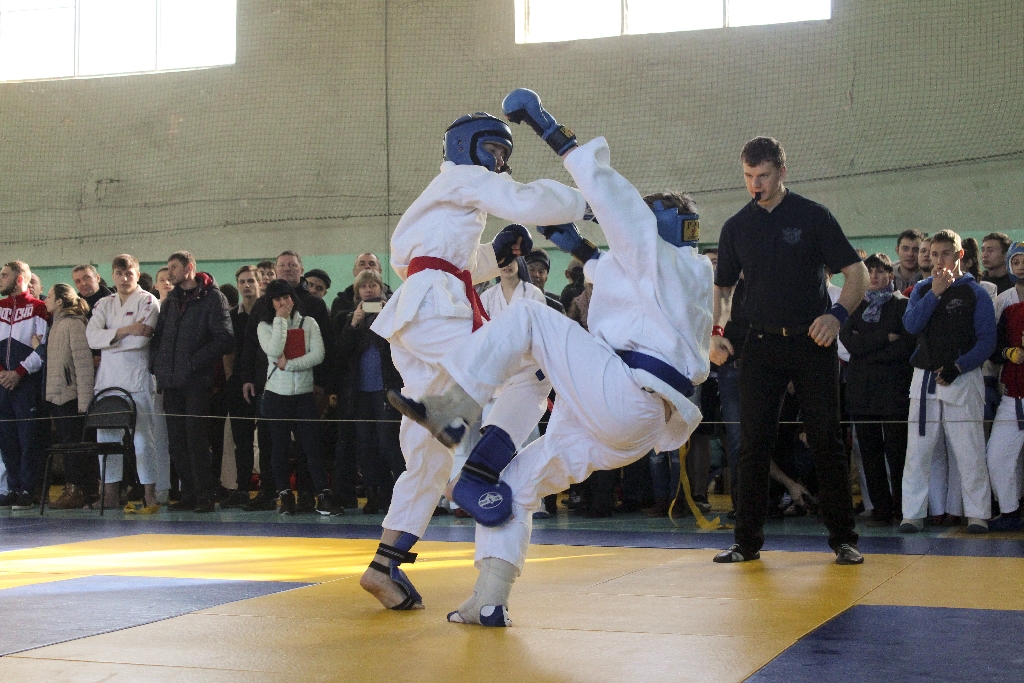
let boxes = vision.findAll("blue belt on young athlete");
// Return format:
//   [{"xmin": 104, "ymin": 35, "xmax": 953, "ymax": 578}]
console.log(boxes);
[{"xmin": 616, "ymin": 350, "xmax": 695, "ymax": 398}]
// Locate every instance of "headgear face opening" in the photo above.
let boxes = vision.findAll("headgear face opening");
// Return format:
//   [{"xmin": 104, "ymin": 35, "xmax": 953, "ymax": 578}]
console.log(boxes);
[
  {"xmin": 1006, "ymin": 241, "xmax": 1024, "ymax": 284},
  {"xmin": 443, "ymin": 113, "xmax": 513, "ymax": 173},
  {"xmin": 651, "ymin": 200, "xmax": 700, "ymax": 249}
]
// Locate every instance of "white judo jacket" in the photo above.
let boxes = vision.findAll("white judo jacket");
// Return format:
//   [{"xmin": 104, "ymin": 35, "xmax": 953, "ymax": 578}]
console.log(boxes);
[
  {"xmin": 87, "ymin": 288, "xmax": 160, "ymax": 393},
  {"xmin": 480, "ymin": 280, "xmax": 546, "ymax": 319},
  {"xmin": 564, "ymin": 137, "xmax": 714, "ymax": 444},
  {"xmin": 372, "ymin": 161, "xmax": 586, "ymax": 341}
]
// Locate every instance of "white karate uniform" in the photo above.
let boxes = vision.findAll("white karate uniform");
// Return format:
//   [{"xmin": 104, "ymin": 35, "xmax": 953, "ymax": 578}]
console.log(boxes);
[
  {"xmin": 903, "ymin": 367, "xmax": 991, "ymax": 520},
  {"xmin": 986, "ymin": 396, "xmax": 1024, "ymax": 513},
  {"xmin": 86, "ymin": 289, "xmax": 163, "ymax": 486},
  {"xmin": 452, "ymin": 280, "xmax": 552, "ymax": 489},
  {"xmin": 986, "ymin": 287, "xmax": 1024, "ymax": 514},
  {"xmin": 441, "ymin": 137, "xmax": 713, "ymax": 569},
  {"xmin": 371, "ymin": 160, "xmax": 585, "ymax": 538}
]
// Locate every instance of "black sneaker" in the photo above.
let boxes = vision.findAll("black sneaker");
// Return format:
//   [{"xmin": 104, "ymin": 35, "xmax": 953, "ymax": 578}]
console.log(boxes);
[
  {"xmin": 315, "ymin": 489, "xmax": 332, "ymax": 516},
  {"xmin": 329, "ymin": 501, "xmax": 346, "ymax": 516},
  {"xmin": 295, "ymin": 490, "xmax": 316, "ymax": 514},
  {"xmin": 835, "ymin": 543, "xmax": 864, "ymax": 565},
  {"xmin": 12, "ymin": 491, "xmax": 34, "ymax": 510},
  {"xmin": 278, "ymin": 490, "xmax": 295, "ymax": 515},
  {"xmin": 168, "ymin": 497, "xmax": 196, "ymax": 512},
  {"xmin": 242, "ymin": 492, "xmax": 277, "ymax": 511},
  {"xmin": 194, "ymin": 498, "xmax": 215, "ymax": 513},
  {"xmin": 713, "ymin": 544, "xmax": 760, "ymax": 563},
  {"xmin": 0, "ymin": 491, "xmax": 18, "ymax": 508},
  {"xmin": 219, "ymin": 490, "xmax": 251, "ymax": 509}
]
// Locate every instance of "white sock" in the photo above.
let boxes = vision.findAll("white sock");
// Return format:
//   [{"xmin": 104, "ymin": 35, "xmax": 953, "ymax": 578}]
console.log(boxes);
[{"xmin": 452, "ymin": 557, "xmax": 518, "ymax": 625}]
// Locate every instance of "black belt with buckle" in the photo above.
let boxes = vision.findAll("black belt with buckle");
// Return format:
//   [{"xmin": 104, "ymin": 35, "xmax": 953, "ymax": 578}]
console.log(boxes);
[{"xmin": 749, "ymin": 323, "xmax": 811, "ymax": 337}]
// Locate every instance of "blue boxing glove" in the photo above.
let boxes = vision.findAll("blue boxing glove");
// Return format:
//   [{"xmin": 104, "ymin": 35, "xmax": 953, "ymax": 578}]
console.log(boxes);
[
  {"xmin": 539, "ymin": 223, "xmax": 599, "ymax": 263},
  {"xmin": 502, "ymin": 88, "xmax": 578, "ymax": 156},
  {"xmin": 493, "ymin": 223, "xmax": 533, "ymax": 267}
]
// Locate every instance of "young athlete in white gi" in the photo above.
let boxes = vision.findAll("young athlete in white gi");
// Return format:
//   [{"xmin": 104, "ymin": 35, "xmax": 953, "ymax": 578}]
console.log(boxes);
[
  {"xmin": 391, "ymin": 89, "xmax": 713, "ymax": 626},
  {"xmin": 984, "ymin": 242, "xmax": 1024, "ymax": 531},
  {"xmin": 86, "ymin": 254, "xmax": 164, "ymax": 512},
  {"xmin": 360, "ymin": 112, "xmax": 587, "ymax": 610},
  {"xmin": 900, "ymin": 231, "xmax": 995, "ymax": 534}
]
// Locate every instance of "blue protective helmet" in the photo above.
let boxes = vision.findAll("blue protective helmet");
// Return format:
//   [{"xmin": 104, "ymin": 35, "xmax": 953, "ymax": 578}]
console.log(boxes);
[
  {"xmin": 651, "ymin": 200, "xmax": 700, "ymax": 249},
  {"xmin": 444, "ymin": 113, "xmax": 513, "ymax": 173},
  {"xmin": 1007, "ymin": 241, "xmax": 1024, "ymax": 284}
]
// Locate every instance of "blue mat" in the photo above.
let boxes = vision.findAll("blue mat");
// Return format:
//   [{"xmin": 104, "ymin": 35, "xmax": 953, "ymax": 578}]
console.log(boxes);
[
  {"xmin": 2, "ymin": 517, "xmax": 1023, "ymax": 558},
  {"xmin": 748, "ymin": 604, "xmax": 1024, "ymax": 682},
  {"xmin": 0, "ymin": 575, "xmax": 308, "ymax": 656}
]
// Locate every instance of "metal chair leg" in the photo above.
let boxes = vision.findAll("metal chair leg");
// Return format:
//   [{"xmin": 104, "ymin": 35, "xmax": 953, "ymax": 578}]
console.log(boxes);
[
  {"xmin": 99, "ymin": 454, "xmax": 106, "ymax": 517},
  {"xmin": 39, "ymin": 453, "xmax": 53, "ymax": 516}
]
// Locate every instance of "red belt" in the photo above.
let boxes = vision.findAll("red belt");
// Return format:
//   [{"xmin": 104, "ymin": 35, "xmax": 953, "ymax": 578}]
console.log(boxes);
[{"xmin": 407, "ymin": 256, "xmax": 490, "ymax": 331}]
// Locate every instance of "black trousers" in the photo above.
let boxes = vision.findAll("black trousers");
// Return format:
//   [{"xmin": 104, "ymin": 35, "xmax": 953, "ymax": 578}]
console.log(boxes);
[
  {"xmin": 163, "ymin": 386, "xmax": 214, "ymax": 501},
  {"xmin": 735, "ymin": 332, "xmax": 858, "ymax": 552},
  {"xmin": 354, "ymin": 390, "xmax": 405, "ymax": 504},
  {"xmin": 850, "ymin": 414, "xmax": 907, "ymax": 521},
  {"xmin": 261, "ymin": 391, "xmax": 328, "ymax": 492},
  {"xmin": 48, "ymin": 400, "xmax": 86, "ymax": 485},
  {"xmin": 227, "ymin": 387, "xmax": 273, "ymax": 492}
]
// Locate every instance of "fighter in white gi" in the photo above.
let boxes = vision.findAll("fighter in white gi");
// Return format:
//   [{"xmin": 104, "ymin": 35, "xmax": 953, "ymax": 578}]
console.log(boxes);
[
  {"xmin": 900, "ymin": 230, "xmax": 995, "ymax": 534},
  {"xmin": 86, "ymin": 254, "xmax": 164, "ymax": 512},
  {"xmin": 985, "ymin": 242, "xmax": 1024, "ymax": 531},
  {"xmin": 360, "ymin": 112, "xmax": 586, "ymax": 610},
  {"xmin": 391, "ymin": 89, "xmax": 712, "ymax": 626}
]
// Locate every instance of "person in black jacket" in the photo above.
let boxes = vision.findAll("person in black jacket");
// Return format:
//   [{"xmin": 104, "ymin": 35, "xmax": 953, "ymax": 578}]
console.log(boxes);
[
  {"xmin": 335, "ymin": 270, "xmax": 405, "ymax": 514},
  {"xmin": 150, "ymin": 252, "xmax": 234, "ymax": 512},
  {"xmin": 330, "ymin": 252, "xmax": 394, "ymax": 318},
  {"xmin": 839, "ymin": 253, "xmax": 916, "ymax": 526}
]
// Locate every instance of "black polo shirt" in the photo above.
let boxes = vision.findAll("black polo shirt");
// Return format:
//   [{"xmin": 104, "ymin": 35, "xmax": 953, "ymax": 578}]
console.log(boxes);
[{"xmin": 715, "ymin": 191, "xmax": 859, "ymax": 329}]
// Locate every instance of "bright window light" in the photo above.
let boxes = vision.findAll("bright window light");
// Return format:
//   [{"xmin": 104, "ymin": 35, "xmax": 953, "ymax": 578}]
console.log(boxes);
[
  {"xmin": 79, "ymin": 0, "xmax": 157, "ymax": 76},
  {"xmin": 0, "ymin": 0, "xmax": 236, "ymax": 82},
  {"xmin": 626, "ymin": 0, "xmax": 724, "ymax": 35},
  {"xmin": 0, "ymin": 1, "xmax": 75, "ymax": 81},
  {"xmin": 158, "ymin": 0, "xmax": 236, "ymax": 71},
  {"xmin": 727, "ymin": 0, "xmax": 831, "ymax": 27},
  {"xmin": 523, "ymin": 0, "xmax": 620, "ymax": 44},
  {"xmin": 517, "ymin": 1, "xmax": 831, "ymax": 43}
]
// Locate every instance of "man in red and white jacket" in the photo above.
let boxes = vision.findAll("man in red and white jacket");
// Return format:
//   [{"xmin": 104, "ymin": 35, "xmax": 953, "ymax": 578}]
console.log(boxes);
[{"xmin": 0, "ymin": 260, "xmax": 50, "ymax": 510}]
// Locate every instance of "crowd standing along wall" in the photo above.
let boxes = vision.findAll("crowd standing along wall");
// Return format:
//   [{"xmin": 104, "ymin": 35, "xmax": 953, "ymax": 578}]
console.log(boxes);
[{"xmin": 1, "ymin": 0, "xmax": 1021, "ymax": 272}]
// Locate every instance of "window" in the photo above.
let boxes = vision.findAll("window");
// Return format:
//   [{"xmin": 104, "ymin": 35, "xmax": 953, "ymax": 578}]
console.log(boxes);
[
  {"xmin": 515, "ymin": 0, "xmax": 831, "ymax": 44},
  {"xmin": 0, "ymin": 0, "xmax": 235, "ymax": 82}
]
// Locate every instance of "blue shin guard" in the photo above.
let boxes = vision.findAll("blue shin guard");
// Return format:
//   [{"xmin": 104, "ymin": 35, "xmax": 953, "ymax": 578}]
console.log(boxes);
[
  {"xmin": 369, "ymin": 532, "xmax": 422, "ymax": 609},
  {"xmin": 451, "ymin": 426, "xmax": 516, "ymax": 527}
]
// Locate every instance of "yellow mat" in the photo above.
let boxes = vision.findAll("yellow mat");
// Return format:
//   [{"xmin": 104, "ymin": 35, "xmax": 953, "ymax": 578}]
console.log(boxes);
[{"xmin": 2, "ymin": 534, "xmax": 1024, "ymax": 683}]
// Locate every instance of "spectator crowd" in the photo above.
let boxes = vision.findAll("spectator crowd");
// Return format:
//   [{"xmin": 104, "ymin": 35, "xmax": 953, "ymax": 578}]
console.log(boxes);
[{"xmin": 1, "ymin": 229, "xmax": 1023, "ymax": 533}]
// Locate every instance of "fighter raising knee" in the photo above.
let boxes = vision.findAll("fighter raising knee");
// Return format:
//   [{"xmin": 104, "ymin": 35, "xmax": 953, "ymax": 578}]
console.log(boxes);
[
  {"xmin": 360, "ymin": 111, "xmax": 587, "ymax": 611},
  {"xmin": 390, "ymin": 89, "xmax": 713, "ymax": 626}
]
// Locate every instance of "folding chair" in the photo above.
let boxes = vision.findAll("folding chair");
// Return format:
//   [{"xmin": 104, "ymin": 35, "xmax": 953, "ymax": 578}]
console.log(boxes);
[{"xmin": 40, "ymin": 387, "xmax": 137, "ymax": 516}]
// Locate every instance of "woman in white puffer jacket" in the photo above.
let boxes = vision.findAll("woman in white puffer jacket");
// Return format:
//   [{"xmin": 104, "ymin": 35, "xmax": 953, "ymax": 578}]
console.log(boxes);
[{"xmin": 257, "ymin": 279, "xmax": 329, "ymax": 515}]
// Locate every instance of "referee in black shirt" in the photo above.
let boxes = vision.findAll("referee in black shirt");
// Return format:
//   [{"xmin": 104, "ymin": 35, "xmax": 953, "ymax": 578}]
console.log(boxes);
[{"xmin": 711, "ymin": 137, "xmax": 869, "ymax": 566}]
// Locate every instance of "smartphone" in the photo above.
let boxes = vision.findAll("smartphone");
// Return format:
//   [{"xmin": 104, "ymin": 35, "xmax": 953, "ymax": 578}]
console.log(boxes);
[{"xmin": 362, "ymin": 301, "xmax": 383, "ymax": 314}]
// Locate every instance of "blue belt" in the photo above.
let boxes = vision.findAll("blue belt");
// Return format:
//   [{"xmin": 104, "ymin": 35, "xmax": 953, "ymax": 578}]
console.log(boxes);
[
  {"xmin": 918, "ymin": 370, "xmax": 938, "ymax": 436},
  {"xmin": 1015, "ymin": 398, "xmax": 1024, "ymax": 431},
  {"xmin": 616, "ymin": 350, "xmax": 695, "ymax": 398}
]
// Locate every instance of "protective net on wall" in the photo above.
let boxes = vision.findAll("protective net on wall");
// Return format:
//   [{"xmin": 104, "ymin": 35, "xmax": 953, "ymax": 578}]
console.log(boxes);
[{"xmin": 0, "ymin": 0, "xmax": 1021, "ymax": 260}]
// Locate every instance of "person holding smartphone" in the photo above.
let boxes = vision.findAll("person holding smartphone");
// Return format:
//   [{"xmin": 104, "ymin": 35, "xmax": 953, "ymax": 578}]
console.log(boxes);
[{"xmin": 335, "ymin": 270, "xmax": 405, "ymax": 515}]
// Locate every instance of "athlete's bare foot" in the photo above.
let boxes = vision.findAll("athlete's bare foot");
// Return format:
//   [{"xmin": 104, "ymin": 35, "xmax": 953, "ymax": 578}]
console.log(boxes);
[{"xmin": 360, "ymin": 566, "xmax": 425, "ymax": 609}]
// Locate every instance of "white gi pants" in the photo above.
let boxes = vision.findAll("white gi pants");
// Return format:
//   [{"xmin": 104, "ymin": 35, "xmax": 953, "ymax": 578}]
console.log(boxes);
[
  {"xmin": 98, "ymin": 390, "xmax": 163, "ymax": 486},
  {"xmin": 151, "ymin": 389, "xmax": 172, "ymax": 492},
  {"xmin": 381, "ymin": 307, "xmax": 550, "ymax": 538},
  {"xmin": 928, "ymin": 442, "xmax": 963, "ymax": 517},
  {"xmin": 903, "ymin": 368, "xmax": 991, "ymax": 520},
  {"xmin": 985, "ymin": 395, "xmax": 1024, "ymax": 514},
  {"xmin": 440, "ymin": 300, "xmax": 698, "ymax": 570}
]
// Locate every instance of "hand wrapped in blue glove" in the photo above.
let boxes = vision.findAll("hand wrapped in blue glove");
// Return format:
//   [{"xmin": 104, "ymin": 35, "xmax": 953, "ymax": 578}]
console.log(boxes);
[
  {"xmin": 493, "ymin": 223, "xmax": 533, "ymax": 267},
  {"xmin": 502, "ymin": 88, "xmax": 578, "ymax": 156},
  {"xmin": 539, "ymin": 223, "xmax": 599, "ymax": 263}
]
